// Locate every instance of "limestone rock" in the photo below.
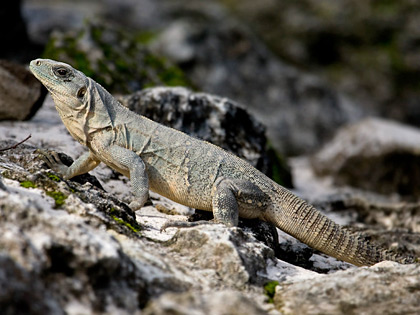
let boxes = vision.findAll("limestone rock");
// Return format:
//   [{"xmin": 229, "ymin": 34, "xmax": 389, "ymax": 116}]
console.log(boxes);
[
  {"xmin": 0, "ymin": 256, "xmax": 64, "ymax": 315},
  {"xmin": 0, "ymin": 60, "xmax": 46, "ymax": 121},
  {"xmin": 0, "ymin": 141, "xmax": 138, "ymax": 233},
  {"xmin": 1, "ymin": 145, "xmax": 417, "ymax": 313},
  {"xmin": 316, "ymin": 191, "xmax": 420, "ymax": 234},
  {"xmin": 0, "ymin": 179, "xmax": 149, "ymax": 313},
  {"xmin": 167, "ymin": 225, "xmax": 274, "ymax": 288},
  {"xmin": 0, "ymin": 174, "xmax": 6, "ymax": 191},
  {"xmin": 0, "ymin": 141, "xmax": 284, "ymax": 313},
  {"xmin": 312, "ymin": 118, "xmax": 420, "ymax": 197},
  {"xmin": 143, "ymin": 290, "xmax": 267, "ymax": 315},
  {"xmin": 274, "ymin": 261, "xmax": 420, "ymax": 315}
]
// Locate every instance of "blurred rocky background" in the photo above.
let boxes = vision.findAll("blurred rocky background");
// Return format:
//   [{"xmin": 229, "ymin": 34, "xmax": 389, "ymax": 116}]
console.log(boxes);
[
  {"xmin": 1, "ymin": 0, "xmax": 420, "ymax": 314},
  {"xmin": 10, "ymin": 0, "xmax": 420, "ymax": 156}
]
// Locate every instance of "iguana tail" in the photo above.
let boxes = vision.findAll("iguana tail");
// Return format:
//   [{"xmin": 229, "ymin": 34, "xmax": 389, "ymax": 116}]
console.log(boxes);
[{"xmin": 265, "ymin": 187, "xmax": 415, "ymax": 266}]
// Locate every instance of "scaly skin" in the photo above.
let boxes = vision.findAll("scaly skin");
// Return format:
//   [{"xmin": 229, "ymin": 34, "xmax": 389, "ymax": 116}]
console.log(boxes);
[{"xmin": 30, "ymin": 58, "xmax": 414, "ymax": 266}]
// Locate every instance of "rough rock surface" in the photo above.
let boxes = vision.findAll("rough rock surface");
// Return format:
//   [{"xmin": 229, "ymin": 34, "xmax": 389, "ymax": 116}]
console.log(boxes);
[
  {"xmin": 118, "ymin": 87, "xmax": 291, "ymax": 184},
  {"xmin": 312, "ymin": 191, "xmax": 420, "ymax": 234},
  {"xmin": 0, "ymin": 60, "xmax": 46, "ymax": 121},
  {"xmin": 0, "ymin": 103, "xmax": 312, "ymax": 314},
  {"xmin": 311, "ymin": 118, "xmax": 420, "ymax": 197},
  {"xmin": 274, "ymin": 261, "xmax": 420, "ymax": 315},
  {"xmin": 0, "ymin": 94, "xmax": 418, "ymax": 314},
  {"xmin": 143, "ymin": 290, "xmax": 267, "ymax": 315},
  {"xmin": 0, "ymin": 142, "xmax": 280, "ymax": 313},
  {"xmin": 0, "ymin": 163, "xmax": 149, "ymax": 314}
]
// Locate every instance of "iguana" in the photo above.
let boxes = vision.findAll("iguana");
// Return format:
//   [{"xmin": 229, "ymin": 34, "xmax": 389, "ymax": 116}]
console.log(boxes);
[{"xmin": 29, "ymin": 58, "xmax": 414, "ymax": 267}]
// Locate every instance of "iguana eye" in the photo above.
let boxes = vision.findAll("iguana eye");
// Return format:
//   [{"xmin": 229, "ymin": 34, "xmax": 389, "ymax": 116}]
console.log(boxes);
[
  {"xmin": 77, "ymin": 86, "xmax": 87, "ymax": 99},
  {"xmin": 55, "ymin": 67, "xmax": 68, "ymax": 76},
  {"xmin": 53, "ymin": 66, "xmax": 72, "ymax": 79},
  {"xmin": 57, "ymin": 68, "xmax": 67, "ymax": 75}
]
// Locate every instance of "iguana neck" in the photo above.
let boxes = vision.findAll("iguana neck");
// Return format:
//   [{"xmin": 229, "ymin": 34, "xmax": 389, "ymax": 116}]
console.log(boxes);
[{"xmin": 55, "ymin": 77, "xmax": 116, "ymax": 145}]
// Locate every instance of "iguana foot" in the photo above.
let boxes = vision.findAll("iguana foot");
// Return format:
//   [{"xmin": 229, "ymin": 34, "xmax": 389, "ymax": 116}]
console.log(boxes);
[
  {"xmin": 36, "ymin": 149, "xmax": 69, "ymax": 176},
  {"xmin": 160, "ymin": 220, "xmax": 219, "ymax": 232},
  {"xmin": 129, "ymin": 200, "xmax": 145, "ymax": 211}
]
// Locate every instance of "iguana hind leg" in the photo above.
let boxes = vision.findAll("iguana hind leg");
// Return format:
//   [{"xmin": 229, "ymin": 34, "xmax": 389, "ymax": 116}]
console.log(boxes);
[
  {"xmin": 211, "ymin": 177, "xmax": 269, "ymax": 226},
  {"xmin": 161, "ymin": 178, "xmax": 269, "ymax": 230}
]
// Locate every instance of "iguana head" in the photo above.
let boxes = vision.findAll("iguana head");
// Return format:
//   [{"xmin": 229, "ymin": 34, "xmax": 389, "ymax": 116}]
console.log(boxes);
[{"xmin": 30, "ymin": 58, "xmax": 114, "ymax": 145}]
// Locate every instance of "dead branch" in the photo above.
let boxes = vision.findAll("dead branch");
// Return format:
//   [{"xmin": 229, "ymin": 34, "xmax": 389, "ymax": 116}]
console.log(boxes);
[{"xmin": 0, "ymin": 134, "xmax": 32, "ymax": 152}]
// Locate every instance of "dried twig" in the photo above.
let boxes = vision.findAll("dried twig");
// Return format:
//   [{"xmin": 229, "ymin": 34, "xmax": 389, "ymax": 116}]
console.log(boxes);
[{"xmin": 0, "ymin": 134, "xmax": 32, "ymax": 152}]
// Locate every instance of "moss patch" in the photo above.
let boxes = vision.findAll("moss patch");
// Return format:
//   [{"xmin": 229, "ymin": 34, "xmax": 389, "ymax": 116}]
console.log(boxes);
[
  {"xmin": 135, "ymin": 31, "xmax": 157, "ymax": 44},
  {"xmin": 111, "ymin": 215, "xmax": 141, "ymax": 234},
  {"xmin": 266, "ymin": 144, "xmax": 293, "ymax": 188},
  {"xmin": 264, "ymin": 280, "xmax": 279, "ymax": 304},
  {"xmin": 46, "ymin": 191, "xmax": 67, "ymax": 209},
  {"xmin": 143, "ymin": 54, "xmax": 189, "ymax": 87},
  {"xmin": 20, "ymin": 181, "xmax": 37, "ymax": 189},
  {"xmin": 46, "ymin": 173, "xmax": 61, "ymax": 182},
  {"xmin": 42, "ymin": 21, "xmax": 191, "ymax": 94}
]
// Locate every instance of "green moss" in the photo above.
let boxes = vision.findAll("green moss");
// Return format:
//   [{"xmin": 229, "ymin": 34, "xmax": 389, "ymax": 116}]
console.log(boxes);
[
  {"xmin": 109, "ymin": 208, "xmax": 141, "ymax": 233},
  {"xmin": 42, "ymin": 29, "xmax": 96, "ymax": 80},
  {"xmin": 264, "ymin": 280, "xmax": 279, "ymax": 304},
  {"xmin": 160, "ymin": 66, "xmax": 189, "ymax": 87},
  {"xmin": 41, "ymin": 21, "xmax": 191, "ymax": 94},
  {"xmin": 372, "ymin": 0, "xmax": 399, "ymax": 15},
  {"xmin": 135, "ymin": 31, "xmax": 157, "ymax": 44},
  {"xmin": 266, "ymin": 144, "xmax": 293, "ymax": 188},
  {"xmin": 46, "ymin": 191, "xmax": 67, "ymax": 208},
  {"xmin": 143, "ymin": 54, "xmax": 190, "ymax": 87},
  {"xmin": 20, "ymin": 181, "xmax": 37, "ymax": 189},
  {"xmin": 112, "ymin": 215, "xmax": 141, "ymax": 234},
  {"xmin": 47, "ymin": 172, "xmax": 61, "ymax": 182},
  {"xmin": 109, "ymin": 207, "xmax": 117, "ymax": 214},
  {"xmin": 42, "ymin": 37, "xmax": 59, "ymax": 60},
  {"xmin": 66, "ymin": 32, "xmax": 96, "ymax": 79}
]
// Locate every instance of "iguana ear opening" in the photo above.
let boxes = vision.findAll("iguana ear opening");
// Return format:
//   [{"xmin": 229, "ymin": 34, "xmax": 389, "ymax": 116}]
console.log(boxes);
[{"xmin": 77, "ymin": 86, "xmax": 87, "ymax": 100}]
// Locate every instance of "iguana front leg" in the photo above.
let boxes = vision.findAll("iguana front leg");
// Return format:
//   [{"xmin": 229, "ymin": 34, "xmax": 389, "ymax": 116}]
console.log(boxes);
[
  {"xmin": 38, "ymin": 150, "xmax": 100, "ymax": 179},
  {"xmin": 101, "ymin": 145, "xmax": 149, "ymax": 210}
]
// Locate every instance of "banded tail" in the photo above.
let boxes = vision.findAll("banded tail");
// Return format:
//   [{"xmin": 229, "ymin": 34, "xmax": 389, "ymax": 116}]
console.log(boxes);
[{"xmin": 265, "ymin": 187, "xmax": 415, "ymax": 266}]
